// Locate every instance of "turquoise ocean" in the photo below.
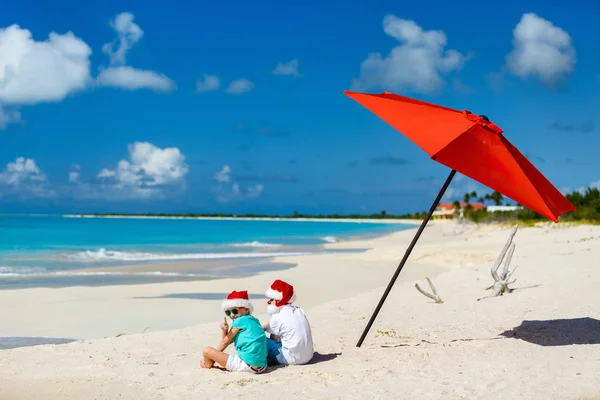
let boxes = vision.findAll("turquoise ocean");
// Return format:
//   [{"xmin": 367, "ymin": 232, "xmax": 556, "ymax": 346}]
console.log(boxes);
[{"xmin": 0, "ymin": 215, "xmax": 416, "ymax": 289}]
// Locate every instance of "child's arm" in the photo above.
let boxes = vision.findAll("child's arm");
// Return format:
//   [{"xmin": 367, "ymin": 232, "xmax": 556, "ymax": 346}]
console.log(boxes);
[
  {"xmin": 220, "ymin": 318, "xmax": 229, "ymax": 339},
  {"xmin": 270, "ymin": 334, "xmax": 281, "ymax": 343},
  {"xmin": 215, "ymin": 328, "xmax": 240, "ymax": 352}
]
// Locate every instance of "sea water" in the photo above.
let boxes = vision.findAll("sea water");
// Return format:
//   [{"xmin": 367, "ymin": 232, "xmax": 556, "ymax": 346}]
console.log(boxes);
[{"xmin": 0, "ymin": 215, "xmax": 415, "ymax": 288}]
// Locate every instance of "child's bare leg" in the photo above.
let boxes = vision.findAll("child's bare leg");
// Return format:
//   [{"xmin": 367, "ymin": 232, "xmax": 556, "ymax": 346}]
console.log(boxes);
[{"xmin": 201, "ymin": 347, "xmax": 229, "ymax": 369}]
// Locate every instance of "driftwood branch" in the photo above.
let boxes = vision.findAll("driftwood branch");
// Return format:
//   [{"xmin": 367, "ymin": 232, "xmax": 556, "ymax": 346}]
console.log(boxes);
[
  {"xmin": 486, "ymin": 224, "xmax": 519, "ymax": 296},
  {"xmin": 505, "ymin": 265, "xmax": 518, "ymax": 282},
  {"xmin": 415, "ymin": 277, "xmax": 443, "ymax": 303},
  {"xmin": 502, "ymin": 243, "xmax": 515, "ymax": 278}
]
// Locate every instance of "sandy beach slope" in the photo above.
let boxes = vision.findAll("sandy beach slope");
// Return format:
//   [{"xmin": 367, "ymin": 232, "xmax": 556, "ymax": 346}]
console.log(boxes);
[{"xmin": 1, "ymin": 221, "xmax": 600, "ymax": 400}]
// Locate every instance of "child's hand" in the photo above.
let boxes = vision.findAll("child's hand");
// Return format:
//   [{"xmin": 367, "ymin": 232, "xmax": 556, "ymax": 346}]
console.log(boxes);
[{"xmin": 220, "ymin": 317, "xmax": 229, "ymax": 333}]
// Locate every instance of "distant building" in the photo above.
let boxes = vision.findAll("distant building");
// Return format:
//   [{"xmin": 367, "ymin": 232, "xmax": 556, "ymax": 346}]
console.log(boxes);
[
  {"xmin": 432, "ymin": 202, "xmax": 485, "ymax": 220},
  {"xmin": 486, "ymin": 205, "xmax": 521, "ymax": 212}
]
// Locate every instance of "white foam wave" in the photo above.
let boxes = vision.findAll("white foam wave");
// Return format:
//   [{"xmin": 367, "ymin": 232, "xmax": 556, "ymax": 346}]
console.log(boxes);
[
  {"xmin": 233, "ymin": 241, "xmax": 282, "ymax": 248},
  {"xmin": 67, "ymin": 248, "xmax": 308, "ymax": 262},
  {"xmin": 321, "ymin": 236, "xmax": 339, "ymax": 243},
  {"xmin": 0, "ymin": 266, "xmax": 47, "ymax": 274},
  {"xmin": 0, "ymin": 269, "xmax": 206, "ymax": 279}
]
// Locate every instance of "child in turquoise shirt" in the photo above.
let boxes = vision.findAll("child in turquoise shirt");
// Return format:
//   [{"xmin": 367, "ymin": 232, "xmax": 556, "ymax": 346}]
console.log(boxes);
[{"xmin": 201, "ymin": 290, "xmax": 267, "ymax": 373}]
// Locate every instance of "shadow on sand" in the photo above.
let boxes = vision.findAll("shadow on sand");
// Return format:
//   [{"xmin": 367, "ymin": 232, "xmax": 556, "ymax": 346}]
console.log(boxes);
[
  {"xmin": 307, "ymin": 351, "xmax": 341, "ymax": 364},
  {"xmin": 266, "ymin": 352, "xmax": 341, "ymax": 372},
  {"xmin": 510, "ymin": 284, "xmax": 543, "ymax": 292},
  {"xmin": 500, "ymin": 317, "xmax": 600, "ymax": 346},
  {"xmin": 135, "ymin": 293, "xmax": 264, "ymax": 301},
  {"xmin": 0, "ymin": 337, "xmax": 81, "ymax": 350}
]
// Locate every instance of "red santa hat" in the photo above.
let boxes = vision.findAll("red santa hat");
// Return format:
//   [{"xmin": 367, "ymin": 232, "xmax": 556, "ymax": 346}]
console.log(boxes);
[
  {"xmin": 221, "ymin": 290, "xmax": 254, "ymax": 313},
  {"xmin": 265, "ymin": 280, "xmax": 296, "ymax": 307}
]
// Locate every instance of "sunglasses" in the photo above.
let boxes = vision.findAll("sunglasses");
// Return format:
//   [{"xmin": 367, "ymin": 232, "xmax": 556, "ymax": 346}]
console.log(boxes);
[{"xmin": 225, "ymin": 308, "xmax": 239, "ymax": 317}]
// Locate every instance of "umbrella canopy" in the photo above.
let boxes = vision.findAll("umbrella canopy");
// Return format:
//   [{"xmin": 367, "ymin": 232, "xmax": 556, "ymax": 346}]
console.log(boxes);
[{"xmin": 344, "ymin": 90, "xmax": 576, "ymax": 222}]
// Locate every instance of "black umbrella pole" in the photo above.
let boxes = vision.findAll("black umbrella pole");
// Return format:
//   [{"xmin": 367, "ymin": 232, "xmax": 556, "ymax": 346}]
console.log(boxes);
[{"xmin": 356, "ymin": 169, "xmax": 457, "ymax": 348}]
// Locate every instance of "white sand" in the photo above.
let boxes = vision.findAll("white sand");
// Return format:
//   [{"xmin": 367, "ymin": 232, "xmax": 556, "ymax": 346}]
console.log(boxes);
[{"xmin": 1, "ymin": 221, "xmax": 600, "ymax": 400}]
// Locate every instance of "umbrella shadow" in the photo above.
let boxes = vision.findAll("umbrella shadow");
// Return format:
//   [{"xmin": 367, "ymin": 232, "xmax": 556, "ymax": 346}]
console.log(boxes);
[
  {"xmin": 499, "ymin": 317, "xmax": 600, "ymax": 346},
  {"xmin": 135, "ymin": 293, "xmax": 264, "ymax": 301}
]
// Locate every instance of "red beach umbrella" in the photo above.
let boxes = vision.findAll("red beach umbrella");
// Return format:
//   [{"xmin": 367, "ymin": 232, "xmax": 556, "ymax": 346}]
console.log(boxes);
[{"xmin": 344, "ymin": 90, "xmax": 576, "ymax": 347}]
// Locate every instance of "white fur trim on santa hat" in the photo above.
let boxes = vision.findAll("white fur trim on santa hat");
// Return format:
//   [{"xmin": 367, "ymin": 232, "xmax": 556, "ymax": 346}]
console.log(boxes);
[
  {"xmin": 221, "ymin": 298, "xmax": 254, "ymax": 313},
  {"xmin": 265, "ymin": 287, "xmax": 283, "ymax": 300},
  {"xmin": 288, "ymin": 292, "xmax": 296, "ymax": 304},
  {"xmin": 265, "ymin": 288, "xmax": 296, "ymax": 304}
]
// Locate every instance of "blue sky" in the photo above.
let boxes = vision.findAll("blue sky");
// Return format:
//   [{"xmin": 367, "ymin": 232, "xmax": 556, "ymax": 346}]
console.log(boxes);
[{"xmin": 0, "ymin": 0, "xmax": 598, "ymax": 215}]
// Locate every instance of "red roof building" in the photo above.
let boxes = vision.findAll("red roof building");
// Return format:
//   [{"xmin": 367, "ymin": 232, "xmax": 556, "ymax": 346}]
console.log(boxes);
[{"xmin": 433, "ymin": 202, "xmax": 485, "ymax": 219}]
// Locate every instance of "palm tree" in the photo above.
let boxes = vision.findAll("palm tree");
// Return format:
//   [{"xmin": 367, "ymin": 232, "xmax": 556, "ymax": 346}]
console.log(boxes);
[
  {"xmin": 463, "ymin": 193, "xmax": 470, "ymax": 204},
  {"xmin": 452, "ymin": 200, "xmax": 461, "ymax": 218},
  {"xmin": 490, "ymin": 191, "xmax": 504, "ymax": 206}
]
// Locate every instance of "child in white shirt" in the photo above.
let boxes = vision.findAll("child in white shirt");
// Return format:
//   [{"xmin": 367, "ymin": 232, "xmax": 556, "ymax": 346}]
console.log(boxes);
[{"xmin": 263, "ymin": 280, "xmax": 314, "ymax": 365}]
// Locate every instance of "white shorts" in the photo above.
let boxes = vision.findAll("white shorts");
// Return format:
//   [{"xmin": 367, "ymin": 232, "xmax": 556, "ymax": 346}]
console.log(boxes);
[
  {"xmin": 225, "ymin": 354, "xmax": 266, "ymax": 374},
  {"xmin": 272, "ymin": 348, "xmax": 313, "ymax": 366}
]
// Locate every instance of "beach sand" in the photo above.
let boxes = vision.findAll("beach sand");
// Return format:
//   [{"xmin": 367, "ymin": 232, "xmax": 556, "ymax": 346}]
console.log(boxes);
[{"xmin": 1, "ymin": 221, "xmax": 600, "ymax": 399}]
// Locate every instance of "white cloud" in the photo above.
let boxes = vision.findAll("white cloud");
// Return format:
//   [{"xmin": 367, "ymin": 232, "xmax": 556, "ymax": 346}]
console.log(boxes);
[
  {"xmin": 0, "ymin": 24, "xmax": 92, "ymax": 106},
  {"xmin": 102, "ymin": 12, "xmax": 143, "ymax": 66},
  {"xmin": 96, "ymin": 142, "xmax": 189, "ymax": 199},
  {"xmin": 0, "ymin": 13, "xmax": 174, "ymax": 126},
  {"xmin": 246, "ymin": 184, "xmax": 264, "ymax": 198},
  {"xmin": 0, "ymin": 157, "xmax": 54, "ymax": 197},
  {"xmin": 95, "ymin": 12, "xmax": 176, "ymax": 93},
  {"xmin": 0, "ymin": 106, "xmax": 21, "ymax": 129},
  {"xmin": 272, "ymin": 59, "xmax": 302, "ymax": 77},
  {"xmin": 196, "ymin": 76, "xmax": 252, "ymax": 94},
  {"xmin": 196, "ymin": 74, "xmax": 220, "ymax": 92},
  {"xmin": 95, "ymin": 66, "xmax": 176, "ymax": 92},
  {"xmin": 226, "ymin": 79, "xmax": 254, "ymax": 94},
  {"xmin": 590, "ymin": 181, "xmax": 599, "ymax": 189},
  {"xmin": 215, "ymin": 183, "xmax": 264, "ymax": 203},
  {"xmin": 97, "ymin": 168, "xmax": 116, "ymax": 178},
  {"xmin": 214, "ymin": 165, "xmax": 231, "ymax": 183},
  {"xmin": 212, "ymin": 165, "xmax": 264, "ymax": 203},
  {"xmin": 560, "ymin": 186, "xmax": 586, "ymax": 195},
  {"xmin": 442, "ymin": 187, "xmax": 458, "ymax": 201},
  {"xmin": 0, "ymin": 157, "xmax": 45, "ymax": 185},
  {"xmin": 68, "ymin": 164, "xmax": 81, "ymax": 183},
  {"xmin": 441, "ymin": 173, "xmax": 486, "ymax": 202},
  {"xmin": 351, "ymin": 15, "xmax": 468, "ymax": 95},
  {"xmin": 506, "ymin": 13, "xmax": 576, "ymax": 88}
]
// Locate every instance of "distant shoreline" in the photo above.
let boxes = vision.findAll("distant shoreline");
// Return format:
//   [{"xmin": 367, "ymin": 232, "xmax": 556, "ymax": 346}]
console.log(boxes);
[{"xmin": 62, "ymin": 214, "xmax": 425, "ymax": 224}]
